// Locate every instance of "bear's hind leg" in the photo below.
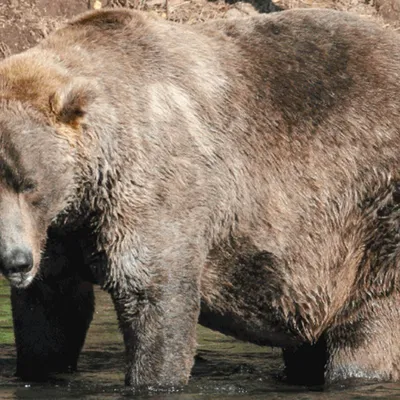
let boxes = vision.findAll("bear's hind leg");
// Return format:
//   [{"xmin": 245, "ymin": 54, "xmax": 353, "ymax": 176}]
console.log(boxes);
[
  {"xmin": 325, "ymin": 294, "xmax": 400, "ymax": 383},
  {"xmin": 283, "ymin": 294, "xmax": 400, "ymax": 385}
]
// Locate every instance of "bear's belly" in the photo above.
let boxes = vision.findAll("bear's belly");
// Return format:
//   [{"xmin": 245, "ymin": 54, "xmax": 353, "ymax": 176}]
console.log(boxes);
[
  {"xmin": 199, "ymin": 237, "xmax": 302, "ymax": 348},
  {"xmin": 199, "ymin": 302, "xmax": 301, "ymax": 348}
]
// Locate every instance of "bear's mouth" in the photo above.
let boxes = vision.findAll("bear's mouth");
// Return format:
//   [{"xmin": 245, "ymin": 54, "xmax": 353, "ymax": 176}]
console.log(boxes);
[{"xmin": 4, "ymin": 270, "xmax": 35, "ymax": 289}]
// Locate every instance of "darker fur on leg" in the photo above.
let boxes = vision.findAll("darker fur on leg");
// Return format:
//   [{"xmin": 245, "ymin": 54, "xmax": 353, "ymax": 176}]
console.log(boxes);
[{"xmin": 12, "ymin": 234, "xmax": 95, "ymax": 381}]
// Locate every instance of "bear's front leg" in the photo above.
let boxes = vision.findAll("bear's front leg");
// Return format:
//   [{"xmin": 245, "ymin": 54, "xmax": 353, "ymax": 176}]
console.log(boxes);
[
  {"xmin": 11, "ymin": 235, "xmax": 95, "ymax": 381},
  {"xmin": 110, "ymin": 267, "xmax": 201, "ymax": 389},
  {"xmin": 282, "ymin": 337, "xmax": 328, "ymax": 385},
  {"xmin": 12, "ymin": 279, "xmax": 94, "ymax": 381}
]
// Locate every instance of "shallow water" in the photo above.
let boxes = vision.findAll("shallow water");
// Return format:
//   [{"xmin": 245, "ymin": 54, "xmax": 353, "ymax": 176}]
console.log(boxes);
[{"xmin": 1, "ymin": 280, "xmax": 400, "ymax": 399}]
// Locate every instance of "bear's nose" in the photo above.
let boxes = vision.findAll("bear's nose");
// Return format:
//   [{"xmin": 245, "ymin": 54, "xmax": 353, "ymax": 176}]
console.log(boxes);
[{"xmin": 0, "ymin": 247, "xmax": 33, "ymax": 275}]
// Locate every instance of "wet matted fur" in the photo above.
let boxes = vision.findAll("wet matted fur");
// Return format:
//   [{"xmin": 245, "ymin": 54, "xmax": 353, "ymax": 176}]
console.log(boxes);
[{"xmin": 0, "ymin": 7, "xmax": 400, "ymax": 388}]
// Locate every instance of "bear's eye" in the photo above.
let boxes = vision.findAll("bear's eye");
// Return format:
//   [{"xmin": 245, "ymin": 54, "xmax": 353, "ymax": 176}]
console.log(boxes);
[{"xmin": 20, "ymin": 180, "xmax": 37, "ymax": 194}]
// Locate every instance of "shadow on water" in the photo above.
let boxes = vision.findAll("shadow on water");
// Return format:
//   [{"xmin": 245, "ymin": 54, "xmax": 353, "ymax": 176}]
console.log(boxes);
[{"xmin": 2, "ymin": 279, "xmax": 400, "ymax": 399}]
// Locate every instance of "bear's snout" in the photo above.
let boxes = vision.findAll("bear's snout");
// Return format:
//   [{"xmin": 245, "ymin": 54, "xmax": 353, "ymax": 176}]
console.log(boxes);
[
  {"xmin": 0, "ymin": 245, "xmax": 35, "ymax": 288},
  {"xmin": 0, "ymin": 190, "xmax": 39, "ymax": 288},
  {"xmin": 0, "ymin": 246, "xmax": 33, "ymax": 276}
]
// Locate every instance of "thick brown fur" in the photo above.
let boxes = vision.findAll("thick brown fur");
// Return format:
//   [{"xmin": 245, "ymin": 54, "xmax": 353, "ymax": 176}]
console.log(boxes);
[{"xmin": 1, "ymin": 7, "xmax": 400, "ymax": 388}]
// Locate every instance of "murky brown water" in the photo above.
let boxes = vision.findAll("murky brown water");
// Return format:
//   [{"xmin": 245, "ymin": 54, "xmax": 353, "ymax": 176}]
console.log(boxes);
[{"xmin": 1, "ymin": 280, "xmax": 400, "ymax": 399}]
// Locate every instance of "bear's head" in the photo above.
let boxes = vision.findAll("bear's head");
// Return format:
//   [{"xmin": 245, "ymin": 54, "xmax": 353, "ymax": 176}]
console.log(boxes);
[{"xmin": 0, "ymin": 55, "xmax": 96, "ymax": 288}]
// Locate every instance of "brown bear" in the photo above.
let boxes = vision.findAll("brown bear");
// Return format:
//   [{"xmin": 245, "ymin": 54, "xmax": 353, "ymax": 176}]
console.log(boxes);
[{"xmin": 1, "ymin": 6, "xmax": 400, "ymax": 389}]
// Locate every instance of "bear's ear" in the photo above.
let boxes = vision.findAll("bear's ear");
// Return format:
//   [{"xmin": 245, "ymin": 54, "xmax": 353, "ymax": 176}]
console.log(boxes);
[{"xmin": 49, "ymin": 79, "xmax": 96, "ymax": 128}]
